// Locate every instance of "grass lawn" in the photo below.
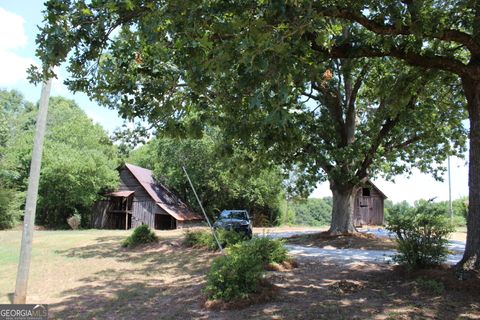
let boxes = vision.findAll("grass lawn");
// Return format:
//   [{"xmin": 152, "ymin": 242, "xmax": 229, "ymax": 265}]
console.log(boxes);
[
  {"xmin": 0, "ymin": 228, "xmax": 479, "ymax": 319},
  {"xmin": 0, "ymin": 229, "xmax": 218, "ymax": 319}
]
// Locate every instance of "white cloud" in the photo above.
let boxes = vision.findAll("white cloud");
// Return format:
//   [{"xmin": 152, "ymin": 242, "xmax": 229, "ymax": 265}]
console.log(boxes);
[
  {"xmin": 0, "ymin": 50, "xmax": 35, "ymax": 86},
  {"xmin": 51, "ymin": 66, "xmax": 69, "ymax": 95},
  {"xmin": 84, "ymin": 109, "xmax": 104, "ymax": 126},
  {"xmin": 0, "ymin": 7, "xmax": 35, "ymax": 86},
  {"xmin": 0, "ymin": 8, "xmax": 27, "ymax": 50}
]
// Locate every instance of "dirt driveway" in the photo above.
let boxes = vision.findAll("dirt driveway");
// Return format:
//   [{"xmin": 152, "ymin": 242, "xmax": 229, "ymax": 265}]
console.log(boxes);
[{"xmin": 264, "ymin": 227, "xmax": 467, "ymax": 266}]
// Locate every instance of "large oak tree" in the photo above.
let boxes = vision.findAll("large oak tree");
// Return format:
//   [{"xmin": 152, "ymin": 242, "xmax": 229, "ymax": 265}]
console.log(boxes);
[
  {"xmin": 300, "ymin": 0, "xmax": 480, "ymax": 271},
  {"xmin": 32, "ymin": 1, "xmax": 471, "ymax": 262}
]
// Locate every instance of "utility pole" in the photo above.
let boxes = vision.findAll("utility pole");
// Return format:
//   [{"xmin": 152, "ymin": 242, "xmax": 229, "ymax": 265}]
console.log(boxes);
[
  {"xmin": 448, "ymin": 156, "xmax": 453, "ymax": 222},
  {"xmin": 182, "ymin": 166, "xmax": 223, "ymax": 253},
  {"xmin": 13, "ymin": 78, "xmax": 52, "ymax": 304}
]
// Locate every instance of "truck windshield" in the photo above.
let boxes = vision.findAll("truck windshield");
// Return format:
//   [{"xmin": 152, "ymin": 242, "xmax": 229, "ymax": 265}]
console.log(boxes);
[{"xmin": 219, "ymin": 211, "xmax": 247, "ymax": 220}]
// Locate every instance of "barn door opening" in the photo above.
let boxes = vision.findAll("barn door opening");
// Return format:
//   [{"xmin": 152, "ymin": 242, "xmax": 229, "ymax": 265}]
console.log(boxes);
[
  {"xmin": 154, "ymin": 214, "xmax": 176, "ymax": 230},
  {"xmin": 127, "ymin": 213, "xmax": 132, "ymax": 229}
]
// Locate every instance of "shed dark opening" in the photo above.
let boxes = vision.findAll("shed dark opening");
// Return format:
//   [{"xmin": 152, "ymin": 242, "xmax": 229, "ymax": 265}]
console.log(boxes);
[
  {"xmin": 362, "ymin": 188, "xmax": 371, "ymax": 197},
  {"xmin": 155, "ymin": 214, "xmax": 176, "ymax": 230}
]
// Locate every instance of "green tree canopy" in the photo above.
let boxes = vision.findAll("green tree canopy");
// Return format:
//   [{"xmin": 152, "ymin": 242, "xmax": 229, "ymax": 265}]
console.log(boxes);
[
  {"xmin": 2, "ymin": 93, "xmax": 119, "ymax": 228},
  {"xmin": 128, "ymin": 132, "xmax": 286, "ymax": 225},
  {"xmin": 289, "ymin": 198, "xmax": 332, "ymax": 227},
  {"xmin": 32, "ymin": 1, "xmax": 479, "ymax": 268},
  {"xmin": 31, "ymin": 1, "xmax": 466, "ymax": 234}
]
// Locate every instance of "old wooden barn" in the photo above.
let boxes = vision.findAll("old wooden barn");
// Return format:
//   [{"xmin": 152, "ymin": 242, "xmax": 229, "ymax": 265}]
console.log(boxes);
[
  {"xmin": 353, "ymin": 181, "xmax": 387, "ymax": 226},
  {"xmin": 92, "ymin": 163, "xmax": 204, "ymax": 230}
]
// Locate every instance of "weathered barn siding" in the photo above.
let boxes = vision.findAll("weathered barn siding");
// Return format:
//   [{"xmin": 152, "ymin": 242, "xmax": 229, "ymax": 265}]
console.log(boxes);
[
  {"xmin": 131, "ymin": 201, "xmax": 156, "ymax": 228},
  {"xmin": 92, "ymin": 164, "xmax": 203, "ymax": 230},
  {"xmin": 353, "ymin": 183, "xmax": 385, "ymax": 226},
  {"xmin": 118, "ymin": 169, "xmax": 150, "ymax": 201},
  {"xmin": 91, "ymin": 200, "xmax": 111, "ymax": 228},
  {"xmin": 92, "ymin": 200, "xmax": 130, "ymax": 229}
]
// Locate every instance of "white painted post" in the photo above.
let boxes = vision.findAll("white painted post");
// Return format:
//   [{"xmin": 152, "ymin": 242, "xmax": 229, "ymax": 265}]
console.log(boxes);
[{"xmin": 13, "ymin": 78, "xmax": 52, "ymax": 304}]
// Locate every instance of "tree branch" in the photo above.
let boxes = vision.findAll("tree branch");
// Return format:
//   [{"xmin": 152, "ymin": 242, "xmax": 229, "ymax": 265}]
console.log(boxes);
[
  {"xmin": 385, "ymin": 135, "xmax": 423, "ymax": 152},
  {"xmin": 354, "ymin": 75, "xmax": 429, "ymax": 179},
  {"xmin": 301, "ymin": 90, "xmax": 320, "ymax": 102},
  {"xmin": 316, "ymin": 8, "xmax": 480, "ymax": 53},
  {"xmin": 303, "ymin": 30, "xmax": 468, "ymax": 76},
  {"xmin": 313, "ymin": 81, "xmax": 347, "ymax": 145},
  {"xmin": 335, "ymin": 44, "xmax": 468, "ymax": 77},
  {"xmin": 345, "ymin": 62, "xmax": 369, "ymax": 143}
]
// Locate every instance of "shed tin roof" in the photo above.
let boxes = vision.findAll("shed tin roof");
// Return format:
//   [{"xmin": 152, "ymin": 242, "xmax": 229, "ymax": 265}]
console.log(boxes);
[
  {"xmin": 365, "ymin": 180, "xmax": 388, "ymax": 199},
  {"xmin": 124, "ymin": 163, "xmax": 203, "ymax": 221}
]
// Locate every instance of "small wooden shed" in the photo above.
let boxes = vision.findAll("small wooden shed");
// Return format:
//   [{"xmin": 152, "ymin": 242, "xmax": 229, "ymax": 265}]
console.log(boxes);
[
  {"xmin": 353, "ymin": 181, "xmax": 387, "ymax": 226},
  {"xmin": 92, "ymin": 163, "xmax": 204, "ymax": 230}
]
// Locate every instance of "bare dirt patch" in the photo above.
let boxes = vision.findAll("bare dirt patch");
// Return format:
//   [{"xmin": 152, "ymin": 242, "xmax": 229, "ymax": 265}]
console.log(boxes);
[
  {"xmin": 286, "ymin": 231, "xmax": 397, "ymax": 251},
  {"xmin": 328, "ymin": 279, "xmax": 365, "ymax": 295},
  {"xmin": 265, "ymin": 259, "xmax": 299, "ymax": 272},
  {"xmin": 203, "ymin": 280, "xmax": 279, "ymax": 311}
]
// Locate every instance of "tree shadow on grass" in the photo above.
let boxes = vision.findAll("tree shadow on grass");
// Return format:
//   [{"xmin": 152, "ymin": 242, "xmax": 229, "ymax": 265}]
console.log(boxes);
[
  {"xmin": 54, "ymin": 236, "xmax": 184, "ymax": 264},
  {"xmin": 49, "ymin": 238, "xmax": 220, "ymax": 319},
  {"xmin": 49, "ymin": 277, "xmax": 208, "ymax": 320},
  {"xmin": 266, "ymin": 260, "xmax": 480, "ymax": 320},
  {"xmin": 50, "ymin": 236, "xmax": 480, "ymax": 319}
]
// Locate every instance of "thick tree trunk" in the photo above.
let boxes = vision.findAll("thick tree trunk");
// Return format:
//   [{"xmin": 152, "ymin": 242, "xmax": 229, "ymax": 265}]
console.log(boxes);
[
  {"xmin": 328, "ymin": 183, "xmax": 357, "ymax": 234},
  {"xmin": 457, "ymin": 76, "xmax": 480, "ymax": 271}
]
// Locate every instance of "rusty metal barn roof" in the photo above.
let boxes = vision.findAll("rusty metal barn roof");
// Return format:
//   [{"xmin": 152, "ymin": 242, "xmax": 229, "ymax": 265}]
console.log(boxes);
[
  {"xmin": 125, "ymin": 163, "xmax": 203, "ymax": 221},
  {"xmin": 107, "ymin": 190, "xmax": 135, "ymax": 197}
]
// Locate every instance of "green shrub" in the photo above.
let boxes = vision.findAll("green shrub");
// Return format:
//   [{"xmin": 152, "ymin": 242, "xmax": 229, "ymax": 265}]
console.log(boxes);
[
  {"xmin": 67, "ymin": 213, "xmax": 81, "ymax": 230},
  {"xmin": 205, "ymin": 237, "xmax": 289, "ymax": 302},
  {"xmin": 229, "ymin": 237, "xmax": 288, "ymax": 266},
  {"xmin": 205, "ymin": 245, "xmax": 264, "ymax": 301},
  {"xmin": 0, "ymin": 187, "xmax": 23, "ymax": 230},
  {"xmin": 184, "ymin": 229, "xmax": 217, "ymax": 249},
  {"xmin": 386, "ymin": 203, "xmax": 454, "ymax": 269},
  {"xmin": 217, "ymin": 229, "xmax": 248, "ymax": 247},
  {"xmin": 122, "ymin": 224, "xmax": 158, "ymax": 248},
  {"xmin": 451, "ymin": 214, "xmax": 466, "ymax": 228},
  {"xmin": 183, "ymin": 229, "xmax": 247, "ymax": 250}
]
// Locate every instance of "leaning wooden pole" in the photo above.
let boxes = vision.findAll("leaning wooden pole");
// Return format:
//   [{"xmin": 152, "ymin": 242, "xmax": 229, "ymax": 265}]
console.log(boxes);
[
  {"xmin": 13, "ymin": 77, "xmax": 52, "ymax": 304},
  {"xmin": 182, "ymin": 166, "xmax": 223, "ymax": 253}
]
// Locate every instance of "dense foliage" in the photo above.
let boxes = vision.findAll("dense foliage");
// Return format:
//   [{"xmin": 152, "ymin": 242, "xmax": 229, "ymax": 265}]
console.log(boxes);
[
  {"xmin": 0, "ymin": 90, "xmax": 35, "ymax": 229},
  {"xmin": 31, "ymin": 1, "xmax": 468, "ymax": 236},
  {"xmin": 205, "ymin": 237, "xmax": 288, "ymax": 302},
  {"xmin": 183, "ymin": 229, "xmax": 247, "ymax": 250},
  {"xmin": 0, "ymin": 90, "xmax": 119, "ymax": 228},
  {"xmin": 128, "ymin": 133, "xmax": 286, "ymax": 225},
  {"xmin": 288, "ymin": 198, "xmax": 332, "ymax": 226},
  {"xmin": 0, "ymin": 187, "xmax": 23, "ymax": 229},
  {"xmin": 386, "ymin": 199, "xmax": 468, "ymax": 227},
  {"xmin": 387, "ymin": 202, "xmax": 454, "ymax": 269},
  {"xmin": 229, "ymin": 237, "xmax": 288, "ymax": 267},
  {"xmin": 122, "ymin": 224, "xmax": 158, "ymax": 248},
  {"xmin": 205, "ymin": 246, "xmax": 264, "ymax": 302}
]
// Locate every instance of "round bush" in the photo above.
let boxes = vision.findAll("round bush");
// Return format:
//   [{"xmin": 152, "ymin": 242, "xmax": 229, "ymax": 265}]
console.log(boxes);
[
  {"xmin": 205, "ymin": 246, "xmax": 263, "ymax": 301},
  {"xmin": 122, "ymin": 224, "xmax": 158, "ymax": 248},
  {"xmin": 67, "ymin": 214, "xmax": 81, "ymax": 230},
  {"xmin": 386, "ymin": 202, "xmax": 454, "ymax": 269},
  {"xmin": 204, "ymin": 237, "xmax": 289, "ymax": 302}
]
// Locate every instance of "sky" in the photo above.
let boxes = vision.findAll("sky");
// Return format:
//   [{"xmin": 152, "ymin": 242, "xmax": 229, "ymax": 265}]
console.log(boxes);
[{"xmin": 0, "ymin": 2, "xmax": 470, "ymax": 204}]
